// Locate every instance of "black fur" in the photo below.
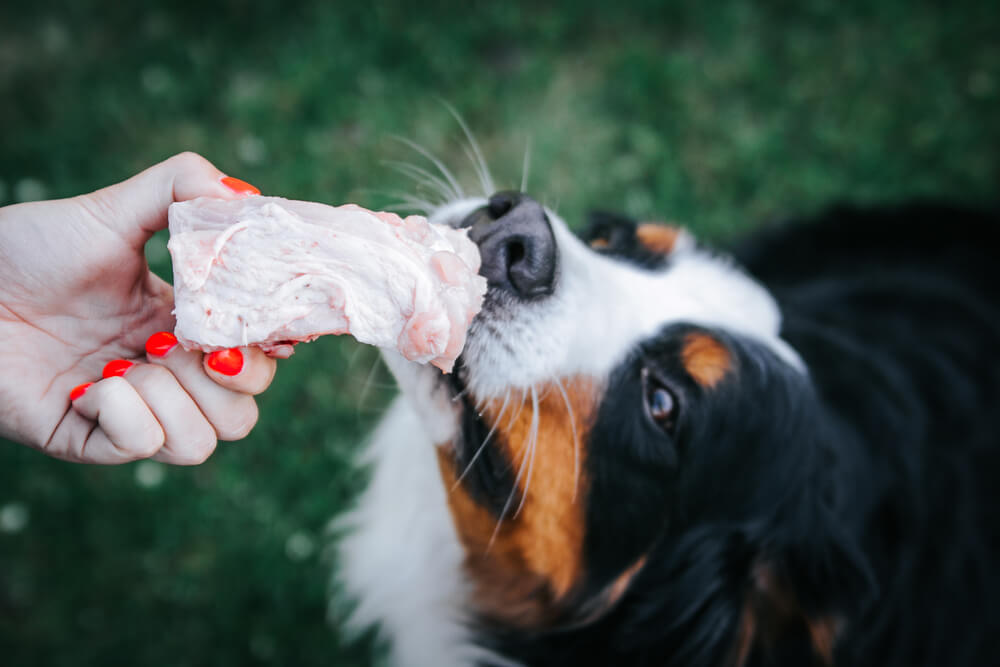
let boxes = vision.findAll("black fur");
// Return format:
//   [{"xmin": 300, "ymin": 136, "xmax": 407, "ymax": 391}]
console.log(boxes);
[
  {"xmin": 583, "ymin": 210, "xmax": 671, "ymax": 270},
  {"xmin": 448, "ymin": 362, "xmax": 520, "ymax": 519},
  {"xmin": 478, "ymin": 202, "xmax": 1000, "ymax": 666}
]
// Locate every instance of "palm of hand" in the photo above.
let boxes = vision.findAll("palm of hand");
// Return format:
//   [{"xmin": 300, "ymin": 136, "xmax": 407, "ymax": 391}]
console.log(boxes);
[{"xmin": 0, "ymin": 197, "xmax": 174, "ymax": 452}]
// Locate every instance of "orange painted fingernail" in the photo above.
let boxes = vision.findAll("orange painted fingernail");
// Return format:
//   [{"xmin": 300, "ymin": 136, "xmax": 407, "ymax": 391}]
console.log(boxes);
[
  {"xmin": 206, "ymin": 348, "xmax": 243, "ymax": 376},
  {"xmin": 220, "ymin": 176, "xmax": 260, "ymax": 196},
  {"xmin": 102, "ymin": 359, "xmax": 134, "ymax": 378},
  {"xmin": 69, "ymin": 382, "xmax": 94, "ymax": 401},
  {"xmin": 145, "ymin": 331, "xmax": 178, "ymax": 357}
]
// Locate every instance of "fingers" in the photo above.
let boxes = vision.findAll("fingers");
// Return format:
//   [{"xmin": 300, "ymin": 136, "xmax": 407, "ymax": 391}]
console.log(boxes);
[
  {"xmin": 204, "ymin": 347, "xmax": 277, "ymax": 395},
  {"xmin": 147, "ymin": 331, "xmax": 276, "ymax": 396},
  {"xmin": 145, "ymin": 345, "xmax": 261, "ymax": 441},
  {"xmin": 65, "ymin": 332, "xmax": 280, "ymax": 465},
  {"xmin": 71, "ymin": 366, "xmax": 218, "ymax": 466},
  {"xmin": 68, "ymin": 378, "xmax": 166, "ymax": 464},
  {"xmin": 121, "ymin": 364, "xmax": 219, "ymax": 465},
  {"xmin": 84, "ymin": 151, "xmax": 262, "ymax": 246}
]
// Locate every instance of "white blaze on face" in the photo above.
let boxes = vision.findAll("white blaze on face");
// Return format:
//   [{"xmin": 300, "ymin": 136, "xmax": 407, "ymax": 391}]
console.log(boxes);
[{"xmin": 428, "ymin": 199, "xmax": 803, "ymax": 402}]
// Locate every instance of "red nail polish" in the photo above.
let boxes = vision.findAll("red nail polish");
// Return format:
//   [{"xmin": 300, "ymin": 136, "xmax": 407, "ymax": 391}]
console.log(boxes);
[
  {"xmin": 102, "ymin": 359, "xmax": 135, "ymax": 378},
  {"xmin": 70, "ymin": 382, "xmax": 94, "ymax": 401},
  {"xmin": 146, "ymin": 331, "xmax": 178, "ymax": 357},
  {"xmin": 220, "ymin": 176, "xmax": 261, "ymax": 196},
  {"xmin": 207, "ymin": 348, "xmax": 243, "ymax": 376}
]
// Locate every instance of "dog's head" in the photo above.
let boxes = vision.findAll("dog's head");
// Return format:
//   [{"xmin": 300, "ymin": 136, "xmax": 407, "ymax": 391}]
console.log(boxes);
[{"xmin": 388, "ymin": 191, "xmax": 871, "ymax": 664}]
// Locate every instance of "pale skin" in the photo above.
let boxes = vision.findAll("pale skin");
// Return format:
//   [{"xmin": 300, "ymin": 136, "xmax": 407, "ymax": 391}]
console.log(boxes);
[{"xmin": 0, "ymin": 152, "xmax": 280, "ymax": 464}]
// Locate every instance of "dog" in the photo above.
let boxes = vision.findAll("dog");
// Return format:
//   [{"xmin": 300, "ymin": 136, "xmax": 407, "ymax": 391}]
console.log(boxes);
[{"xmin": 336, "ymin": 189, "xmax": 1000, "ymax": 666}]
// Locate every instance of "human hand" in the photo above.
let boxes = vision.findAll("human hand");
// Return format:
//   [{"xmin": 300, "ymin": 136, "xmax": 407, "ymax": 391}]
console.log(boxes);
[{"xmin": 0, "ymin": 152, "xmax": 278, "ymax": 464}]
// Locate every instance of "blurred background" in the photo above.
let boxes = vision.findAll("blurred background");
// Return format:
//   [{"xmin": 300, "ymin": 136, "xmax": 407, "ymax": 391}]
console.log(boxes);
[{"xmin": 1, "ymin": 0, "xmax": 997, "ymax": 664}]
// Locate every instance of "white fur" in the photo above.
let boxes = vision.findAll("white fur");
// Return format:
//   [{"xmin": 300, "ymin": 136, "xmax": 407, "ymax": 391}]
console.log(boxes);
[
  {"xmin": 335, "ymin": 197, "xmax": 803, "ymax": 666},
  {"xmin": 334, "ymin": 397, "xmax": 485, "ymax": 667},
  {"xmin": 445, "ymin": 201, "xmax": 804, "ymax": 399}
]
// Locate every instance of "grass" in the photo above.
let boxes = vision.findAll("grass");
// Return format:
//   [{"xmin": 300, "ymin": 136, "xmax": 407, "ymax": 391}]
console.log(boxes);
[{"xmin": 1, "ymin": 1, "xmax": 997, "ymax": 665}]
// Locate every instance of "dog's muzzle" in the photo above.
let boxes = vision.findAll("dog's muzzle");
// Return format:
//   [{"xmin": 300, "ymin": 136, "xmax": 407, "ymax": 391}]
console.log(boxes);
[{"xmin": 460, "ymin": 191, "xmax": 557, "ymax": 300}]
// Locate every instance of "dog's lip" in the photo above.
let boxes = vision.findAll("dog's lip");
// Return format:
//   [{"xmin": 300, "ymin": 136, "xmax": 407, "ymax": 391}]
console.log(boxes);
[{"xmin": 444, "ymin": 355, "xmax": 475, "ymax": 421}]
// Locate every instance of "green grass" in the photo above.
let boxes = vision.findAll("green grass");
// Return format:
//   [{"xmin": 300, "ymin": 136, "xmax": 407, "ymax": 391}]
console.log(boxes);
[{"xmin": 1, "ymin": 1, "xmax": 997, "ymax": 664}]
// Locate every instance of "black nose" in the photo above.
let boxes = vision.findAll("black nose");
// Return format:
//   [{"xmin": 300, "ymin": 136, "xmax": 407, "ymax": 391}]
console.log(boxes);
[{"xmin": 460, "ymin": 191, "xmax": 557, "ymax": 299}]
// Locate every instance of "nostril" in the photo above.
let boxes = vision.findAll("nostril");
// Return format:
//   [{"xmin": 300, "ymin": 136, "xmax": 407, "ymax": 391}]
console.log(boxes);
[
  {"xmin": 487, "ymin": 191, "xmax": 521, "ymax": 219},
  {"xmin": 506, "ymin": 240, "xmax": 526, "ymax": 267}
]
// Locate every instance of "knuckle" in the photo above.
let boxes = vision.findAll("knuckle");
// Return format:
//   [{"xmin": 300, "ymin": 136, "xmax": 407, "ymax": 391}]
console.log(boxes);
[
  {"xmin": 135, "ymin": 363, "xmax": 176, "ymax": 391},
  {"xmin": 215, "ymin": 400, "xmax": 258, "ymax": 441},
  {"xmin": 167, "ymin": 422, "xmax": 217, "ymax": 465},
  {"xmin": 182, "ymin": 434, "xmax": 218, "ymax": 465},
  {"xmin": 170, "ymin": 151, "xmax": 207, "ymax": 170},
  {"xmin": 133, "ymin": 423, "xmax": 165, "ymax": 458}
]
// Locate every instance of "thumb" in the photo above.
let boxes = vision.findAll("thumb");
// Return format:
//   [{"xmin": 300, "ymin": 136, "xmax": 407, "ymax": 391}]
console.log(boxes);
[{"xmin": 84, "ymin": 152, "xmax": 261, "ymax": 247}]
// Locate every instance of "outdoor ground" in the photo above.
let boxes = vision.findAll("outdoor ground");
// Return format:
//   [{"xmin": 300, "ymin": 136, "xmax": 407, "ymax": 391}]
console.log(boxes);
[{"xmin": 1, "ymin": 1, "xmax": 998, "ymax": 665}]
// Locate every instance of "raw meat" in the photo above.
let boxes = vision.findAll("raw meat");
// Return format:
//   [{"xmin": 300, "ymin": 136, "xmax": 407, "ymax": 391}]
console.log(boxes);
[{"xmin": 166, "ymin": 196, "xmax": 487, "ymax": 372}]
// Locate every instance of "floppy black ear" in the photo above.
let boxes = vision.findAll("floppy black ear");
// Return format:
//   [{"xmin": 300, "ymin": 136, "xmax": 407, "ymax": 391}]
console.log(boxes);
[{"xmin": 733, "ymin": 504, "xmax": 875, "ymax": 667}]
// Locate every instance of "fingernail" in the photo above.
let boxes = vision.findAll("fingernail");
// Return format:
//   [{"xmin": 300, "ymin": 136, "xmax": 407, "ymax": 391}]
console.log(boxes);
[
  {"xmin": 146, "ymin": 331, "xmax": 178, "ymax": 357},
  {"xmin": 220, "ymin": 176, "xmax": 261, "ymax": 196},
  {"xmin": 207, "ymin": 348, "xmax": 243, "ymax": 376},
  {"xmin": 70, "ymin": 382, "xmax": 94, "ymax": 401},
  {"xmin": 102, "ymin": 359, "xmax": 135, "ymax": 378}
]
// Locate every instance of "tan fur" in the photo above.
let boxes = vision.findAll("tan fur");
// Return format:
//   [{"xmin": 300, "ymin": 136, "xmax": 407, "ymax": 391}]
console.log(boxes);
[
  {"xmin": 807, "ymin": 616, "xmax": 841, "ymax": 666},
  {"xmin": 730, "ymin": 601, "xmax": 758, "ymax": 667},
  {"xmin": 682, "ymin": 332, "xmax": 732, "ymax": 388},
  {"xmin": 437, "ymin": 377, "xmax": 600, "ymax": 627},
  {"xmin": 728, "ymin": 562, "xmax": 842, "ymax": 666},
  {"xmin": 636, "ymin": 223, "xmax": 681, "ymax": 255}
]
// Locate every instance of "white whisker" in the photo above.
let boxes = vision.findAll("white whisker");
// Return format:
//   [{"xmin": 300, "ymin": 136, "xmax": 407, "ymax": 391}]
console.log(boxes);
[
  {"xmin": 506, "ymin": 387, "xmax": 528, "ymax": 429},
  {"xmin": 453, "ymin": 389, "xmax": 512, "ymax": 489},
  {"xmin": 520, "ymin": 137, "xmax": 533, "ymax": 193},
  {"xmin": 553, "ymin": 377, "xmax": 581, "ymax": 502},
  {"xmin": 488, "ymin": 389, "xmax": 530, "ymax": 551},
  {"xmin": 355, "ymin": 352, "xmax": 386, "ymax": 418},
  {"xmin": 450, "ymin": 384, "xmax": 472, "ymax": 403},
  {"xmin": 359, "ymin": 184, "xmax": 440, "ymax": 214},
  {"xmin": 383, "ymin": 160, "xmax": 457, "ymax": 204},
  {"xmin": 443, "ymin": 100, "xmax": 496, "ymax": 196},
  {"xmin": 377, "ymin": 193, "xmax": 438, "ymax": 215},
  {"xmin": 513, "ymin": 385, "xmax": 540, "ymax": 519},
  {"xmin": 462, "ymin": 145, "xmax": 493, "ymax": 197},
  {"xmin": 391, "ymin": 135, "xmax": 465, "ymax": 201}
]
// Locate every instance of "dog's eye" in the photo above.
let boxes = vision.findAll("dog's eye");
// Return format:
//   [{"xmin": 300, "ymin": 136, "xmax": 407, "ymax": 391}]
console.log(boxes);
[{"xmin": 642, "ymin": 369, "xmax": 678, "ymax": 431}]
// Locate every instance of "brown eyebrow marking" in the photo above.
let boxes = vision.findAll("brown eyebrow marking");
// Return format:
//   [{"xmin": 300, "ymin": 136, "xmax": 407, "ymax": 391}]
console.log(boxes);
[
  {"xmin": 437, "ymin": 377, "xmax": 600, "ymax": 627},
  {"xmin": 636, "ymin": 223, "xmax": 681, "ymax": 255},
  {"xmin": 681, "ymin": 332, "xmax": 732, "ymax": 388}
]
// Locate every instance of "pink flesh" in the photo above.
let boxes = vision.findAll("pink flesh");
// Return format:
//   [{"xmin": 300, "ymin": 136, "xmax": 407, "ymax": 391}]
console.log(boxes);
[{"xmin": 167, "ymin": 196, "xmax": 487, "ymax": 372}]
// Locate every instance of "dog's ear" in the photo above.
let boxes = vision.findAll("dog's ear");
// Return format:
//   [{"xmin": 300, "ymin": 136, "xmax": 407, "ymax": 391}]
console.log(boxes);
[
  {"xmin": 583, "ymin": 211, "xmax": 688, "ymax": 268},
  {"xmin": 732, "ymin": 507, "xmax": 875, "ymax": 667}
]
